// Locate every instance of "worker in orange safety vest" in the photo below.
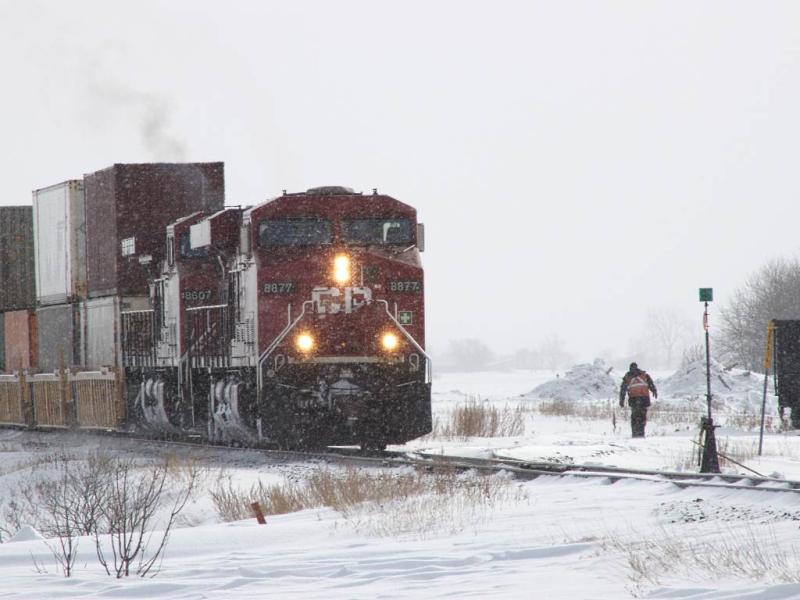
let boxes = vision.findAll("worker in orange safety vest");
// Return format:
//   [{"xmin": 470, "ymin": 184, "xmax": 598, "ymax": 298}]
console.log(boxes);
[{"xmin": 619, "ymin": 362, "xmax": 657, "ymax": 438}]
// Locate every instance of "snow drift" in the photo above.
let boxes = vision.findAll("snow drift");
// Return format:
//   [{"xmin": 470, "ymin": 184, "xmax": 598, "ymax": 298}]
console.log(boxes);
[
  {"xmin": 526, "ymin": 360, "xmax": 617, "ymax": 402},
  {"xmin": 658, "ymin": 359, "xmax": 768, "ymax": 409}
]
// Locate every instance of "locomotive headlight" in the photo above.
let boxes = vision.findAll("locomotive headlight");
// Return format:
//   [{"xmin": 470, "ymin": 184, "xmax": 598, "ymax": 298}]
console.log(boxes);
[
  {"xmin": 296, "ymin": 332, "xmax": 315, "ymax": 353},
  {"xmin": 381, "ymin": 332, "xmax": 400, "ymax": 351},
  {"xmin": 333, "ymin": 254, "xmax": 351, "ymax": 284}
]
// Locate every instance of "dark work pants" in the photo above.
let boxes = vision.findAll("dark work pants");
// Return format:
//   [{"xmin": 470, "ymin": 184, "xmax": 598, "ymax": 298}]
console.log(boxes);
[{"xmin": 629, "ymin": 398, "xmax": 649, "ymax": 438}]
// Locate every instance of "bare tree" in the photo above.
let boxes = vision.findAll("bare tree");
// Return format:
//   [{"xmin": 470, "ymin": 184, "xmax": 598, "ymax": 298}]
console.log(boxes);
[
  {"xmin": 94, "ymin": 459, "xmax": 196, "ymax": 578},
  {"xmin": 681, "ymin": 343, "xmax": 705, "ymax": 368},
  {"xmin": 511, "ymin": 347, "xmax": 540, "ymax": 369},
  {"xmin": 538, "ymin": 334, "xmax": 574, "ymax": 370},
  {"xmin": 719, "ymin": 257, "xmax": 800, "ymax": 370},
  {"xmin": 447, "ymin": 339, "xmax": 495, "ymax": 371},
  {"xmin": 644, "ymin": 308, "xmax": 694, "ymax": 369},
  {"xmin": 37, "ymin": 456, "xmax": 81, "ymax": 577}
]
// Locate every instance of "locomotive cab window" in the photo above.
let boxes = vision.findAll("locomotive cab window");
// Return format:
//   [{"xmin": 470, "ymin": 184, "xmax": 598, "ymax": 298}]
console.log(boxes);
[
  {"xmin": 179, "ymin": 230, "xmax": 208, "ymax": 259},
  {"xmin": 342, "ymin": 217, "xmax": 412, "ymax": 245},
  {"xmin": 258, "ymin": 217, "xmax": 332, "ymax": 246}
]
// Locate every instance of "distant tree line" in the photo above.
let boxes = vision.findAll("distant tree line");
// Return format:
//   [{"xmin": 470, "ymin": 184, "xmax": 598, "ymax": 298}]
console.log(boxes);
[{"xmin": 441, "ymin": 335, "xmax": 575, "ymax": 372}]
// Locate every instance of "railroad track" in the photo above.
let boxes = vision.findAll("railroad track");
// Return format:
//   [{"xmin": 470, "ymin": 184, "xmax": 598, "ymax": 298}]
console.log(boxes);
[
  {"xmin": 404, "ymin": 451, "xmax": 800, "ymax": 494},
  {"xmin": 4, "ymin": 427, "xmax": 800, "ymax": 495}
]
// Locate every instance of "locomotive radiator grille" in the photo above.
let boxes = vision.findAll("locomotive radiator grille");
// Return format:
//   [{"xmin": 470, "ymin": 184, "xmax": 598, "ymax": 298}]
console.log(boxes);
[
  {"xmin": 121, "ymin": 310, "xmax": 157, "ymax": 367},
  {"xmin": 187, "ymin": 304, "xmax": 233, "ymax": 368}
]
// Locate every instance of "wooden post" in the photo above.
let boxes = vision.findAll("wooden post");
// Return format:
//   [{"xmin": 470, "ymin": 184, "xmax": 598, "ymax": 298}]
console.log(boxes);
[
  {"xmin": 251, "ymin": 501, "xmax": 266, "ymax": 525},
  {"xmin": 59, "ymin": 349, "xmax": 74, "ymax": 428},
  {"xmin": 21, "ymin": 370, "xmax": 32, "ymax": 427},
  {"xmin": 112, "ymin": 366, "xmax": 126, "ymax": 428}
]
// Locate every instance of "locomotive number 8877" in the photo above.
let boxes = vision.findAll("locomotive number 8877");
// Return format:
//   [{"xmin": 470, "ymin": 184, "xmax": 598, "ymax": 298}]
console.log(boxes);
[{"xmin": 121, "ymin": 186, "xmax": 432, "ymax": 450}]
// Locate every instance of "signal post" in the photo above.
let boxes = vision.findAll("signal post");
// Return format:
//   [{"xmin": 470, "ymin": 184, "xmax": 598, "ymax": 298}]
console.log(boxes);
[{"xmin": 699, "ymin": 287, "xmax": 720, "ymax": 473}]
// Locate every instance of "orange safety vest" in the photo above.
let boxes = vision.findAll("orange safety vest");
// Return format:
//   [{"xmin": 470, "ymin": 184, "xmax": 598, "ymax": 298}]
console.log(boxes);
[{"xmin": 627, "ymin": 373, "xmax": 651, "ymax": 398}]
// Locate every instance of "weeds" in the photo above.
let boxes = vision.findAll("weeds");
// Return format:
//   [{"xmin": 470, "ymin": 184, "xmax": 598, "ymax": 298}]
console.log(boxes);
[
  {"xmin": 604, "ymin": 523, "xmax": 800, "ymax": 585},
  {"xmin": 534, "ymin": 398, "xmax": 780, "ymax": 432},
  {"xmin": 427, "ymin": 397, "xmax": 526, "ymax": 439},
  {"xmin": 211, "ymin": 478, "xmax": 308, "ymax": 522},
  {"xmin": 211, "ymin": 466, "xmax": 526, "ymax": 537}
]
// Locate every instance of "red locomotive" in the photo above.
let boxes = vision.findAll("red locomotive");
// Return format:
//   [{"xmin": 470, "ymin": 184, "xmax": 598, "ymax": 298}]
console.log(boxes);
[{"xmin": 122, "ymin": 186, "xmax": 432, "ymax": 449}]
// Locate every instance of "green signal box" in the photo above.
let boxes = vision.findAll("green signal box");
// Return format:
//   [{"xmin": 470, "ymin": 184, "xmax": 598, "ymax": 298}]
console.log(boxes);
[
  {"xmin": 699, "ymin": 288, "xmax": 713, "ymax": 302},
  {"xmin": 398, "ymin": 311, "xmax": 413, "ymax": 325}
]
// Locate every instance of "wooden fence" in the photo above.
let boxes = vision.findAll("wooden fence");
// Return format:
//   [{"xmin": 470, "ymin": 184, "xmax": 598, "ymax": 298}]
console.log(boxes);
[{"xmin": 0, "ymin": 368, "xmax": 124, "ymax": 429}]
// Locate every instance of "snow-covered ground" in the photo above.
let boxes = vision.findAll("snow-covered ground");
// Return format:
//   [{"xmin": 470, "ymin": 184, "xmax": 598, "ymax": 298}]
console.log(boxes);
[{"xmin": 1, "ymin": 366, "xmax": 799, "ymax": 599}]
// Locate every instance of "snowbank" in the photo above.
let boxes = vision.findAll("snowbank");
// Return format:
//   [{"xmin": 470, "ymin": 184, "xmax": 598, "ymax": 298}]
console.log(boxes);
[
  {"xmin": 7, "ymin": 525, "xmax": 44, "ymax": 543},
  {"xmin": 526, "ymin": 360, "xmax": 617, "ymax": 402},
  {"xmin": 658, "ymin": 359, "xmax": 767, "ymax": 410}
]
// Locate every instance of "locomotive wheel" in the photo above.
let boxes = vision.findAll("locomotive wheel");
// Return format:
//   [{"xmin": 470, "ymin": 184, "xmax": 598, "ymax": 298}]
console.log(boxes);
[{"xmin": 263, "ymin": 391, "xmax": 330, "ymax": 451}]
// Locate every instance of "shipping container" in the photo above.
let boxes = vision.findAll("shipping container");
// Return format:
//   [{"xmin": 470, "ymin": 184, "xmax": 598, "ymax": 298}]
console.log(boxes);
[
  {"xmin": 82, "ymin": 296, "xmax": 149, "ymax": 368},
  {"xmin": 36, "ymin": 303, "xmax": 81, "ymax": 372},
  {"xmin": 4, "ymin": 310, "xmax": 37, "ymax": 371},
  {"xmin": 0, "ymin": 206, "xmax": 36, "ymax": 311},
  {"xmin": 84, "ymin": 163, "xmax": 225, "ymax": 298},
  {"xmin": 32, "ymin": 180, "xmax": 87, "ymax": 305}
]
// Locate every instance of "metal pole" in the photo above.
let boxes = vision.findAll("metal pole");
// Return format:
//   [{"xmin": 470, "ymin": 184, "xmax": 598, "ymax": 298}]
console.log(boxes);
[
  {"xmin": 759, "ymin": 371, "xmax": 769, "ymax": 456},
  {"xmin": 705, "ymin": 301, "xmax": 712, "ymax": 420},
  {"xmin": 700, "ymin": 300, "xmax": 720, "ymax": 473},
  {"xmin": 758, "ymin": 321, "xmax": 774, "ymax": 456}
]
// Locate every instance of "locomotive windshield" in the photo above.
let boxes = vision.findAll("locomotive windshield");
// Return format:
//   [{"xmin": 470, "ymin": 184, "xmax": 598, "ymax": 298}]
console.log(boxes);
[
  {"xmin": 179, "ymin": 230, "xmax": 209, "ymax": 258},
  {"xmin": 342, "ymin": 217, "xmax": 412, "ymax": 245},
  {"xmin": 258, "ymin": 217, "xmax": 332, "ymax": 246}
]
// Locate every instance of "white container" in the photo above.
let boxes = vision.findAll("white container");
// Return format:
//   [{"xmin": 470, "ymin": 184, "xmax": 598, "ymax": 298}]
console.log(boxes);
[
  {"xmin": 83, "ymin": 296, "xmax": 149, "ymax": 369},
  {"xmin": 32, "ymin": 180, "xmax": 87, "ymax": 305}
]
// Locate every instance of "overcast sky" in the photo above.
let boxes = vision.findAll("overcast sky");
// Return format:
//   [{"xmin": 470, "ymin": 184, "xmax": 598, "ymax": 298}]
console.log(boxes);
[{"xmin": 2, "ymin": 1, "xmax": 800, "ymax": 361}]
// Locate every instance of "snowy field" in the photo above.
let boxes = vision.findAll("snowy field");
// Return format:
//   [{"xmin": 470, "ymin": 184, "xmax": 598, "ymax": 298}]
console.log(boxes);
[{"xmin": 2, "ymin": 364, "xmax": 800, "ymax": 599}]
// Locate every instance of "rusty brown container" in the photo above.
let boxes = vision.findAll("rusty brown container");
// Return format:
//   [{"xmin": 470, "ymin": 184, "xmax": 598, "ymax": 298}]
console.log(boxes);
[
  {"xmin": 0, "ymin": 206, "xmax": 36, "ymax": 311},
  {"xmin": 84, "ymin": 163, "xmax": 225, "ymax": 298},
  {"xmin": 4, "ymin": 310, "xmax": 37, "ymax": 371}
]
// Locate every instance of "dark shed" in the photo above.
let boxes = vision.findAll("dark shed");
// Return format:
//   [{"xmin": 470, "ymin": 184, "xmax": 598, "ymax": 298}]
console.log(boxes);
[
  {"xmin": 84, "ymin": 163, "xmax": 225, "ymax": 297},
  {"xmin": 0, "ymin": 206, "xmax": 36, "ymax": 311},
  {"xmin": 0, "ymin": 312, "xmax": 5, "ymax": 371}
]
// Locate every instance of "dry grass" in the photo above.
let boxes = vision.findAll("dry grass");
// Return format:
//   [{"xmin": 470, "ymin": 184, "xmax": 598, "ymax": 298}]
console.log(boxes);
[
  {"xmin": 212, "ymin": 467, "xmax": 437, "ymax": 521},
  {"xmin": 210, "ymin": 478, "xmax": 308, "ymax": 521},
  {"xmin": 211, "ymin": 466, "xmax": 527, "ymax": 537},
  {"xmin": 534, "ymin": 398, "xmax": 781, "ymax": 432},
  {"xmin": 427, "ymin": 397, "xmax": 526, "ymax": 439},
  {"xmin": 604, "ymin": 524, "xmax": 800, "ymax": 586}
]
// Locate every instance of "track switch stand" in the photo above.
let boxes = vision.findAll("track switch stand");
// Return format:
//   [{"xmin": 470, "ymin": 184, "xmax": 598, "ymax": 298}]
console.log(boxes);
[{"xmin": 699, "ymin": 416, "xmax": 720, "ymax": 473}]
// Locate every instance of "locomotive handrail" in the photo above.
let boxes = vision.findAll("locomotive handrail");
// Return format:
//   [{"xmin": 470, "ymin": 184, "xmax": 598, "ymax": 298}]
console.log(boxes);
[
  {"xmin": 377, "ymin": 300, "xmax": 432, "ymax": 384},
  {"xmin": 257, "ymin": 300, "xmax": 313, "ymax": 393},
  {"xmin": 185, "ymin": 303, "xmax": 229, "ymax": 311}
]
